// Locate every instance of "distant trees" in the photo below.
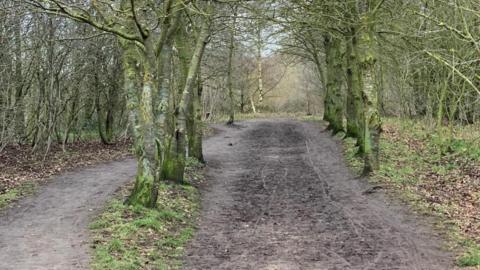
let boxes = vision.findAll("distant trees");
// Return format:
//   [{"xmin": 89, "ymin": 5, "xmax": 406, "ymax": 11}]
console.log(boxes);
[{"xmin": 199, "ymin": 1, "xmax": 310, "ymax": 122}]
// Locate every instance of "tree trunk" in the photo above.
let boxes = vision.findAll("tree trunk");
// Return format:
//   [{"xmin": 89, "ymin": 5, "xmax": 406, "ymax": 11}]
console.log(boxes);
[
  {"xmin": 191, "ymin": 71, "xmax": 204, "ymax": 162},
  {"xmin": 226, "ymin": 12, "xmax": 237, "ymax": 124},
  {"xmin": 256, "ymin": 44, "xmax": 264, "ymax": 105},
  {"xmin": 255, "ymin": 25, "xmax": 264, "ymax": 108},
  {"xmin": 105, "ymin": 78, "xmax": 119, "ymax": 142},
  {"xmin": 356, "ymin": 14, "xmax": 382, "ymax": 174},
  {"xmin": 163, "ymin": 15, "xmax": 193, "ymax": 182},
  {"xmin": 345, "ymin": 27, "xmax": 365, "ymax": 152},
  {"xmin": 250, "ymin": 97, "xmax": 257, "ymax": 114},
  {"xmin": 123, "ymin": 38, "xmax": 161, "ymax": 208},
  {"xmin": 437, "ymin": 79, "xmax": 448, "ymax": 129},
  {"xmin": 323, "ymin": 35, "xmax": 346, "ymax": 134},
  {"xmin": 177, "ymin": 16, "xmax": 210, "ymax": 179},
  {"xmin": 240, "ymin": 88, "xmax": 245, "ymax": 113},
  {"xmin": 95, "ymin": 71, "xmax": 113, "ymax": 145},
  {"xmin": 159, "ymin": 40, "xmax": 181, "ymax": 182},
  {"xmin": 14, "ymin": 13, "xmax": 25, "ymax": 143}
]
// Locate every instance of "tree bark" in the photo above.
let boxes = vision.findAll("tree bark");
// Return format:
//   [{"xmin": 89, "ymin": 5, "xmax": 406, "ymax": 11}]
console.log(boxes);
[
  {"xmin": 14, "ymin": 13, "xmax": 25, "ymax": 143},
  {"xmin": 176, "ymin": 16, "xmax": 210, "ymax": 178},
  {"xmin": 226, "ymin": 11, "xmax": 237, "ymax": 125},
  {"xmin": 323, "ymin": 35, "xmax": 346, "ymax": 134},
  {"xmin": 124, "ymin": 38, "xmax": 161, "ymax": 208},
  {"xmin": 191, "ymin": 71, "xmax": 205, "ymax": 162},
  {"xmin": 356, "ymin": 12, "xmax": 382, "ymax": 174},
  {"xmin": 345, "ymin": 27, "xmax": 365, "ymax": 152}
]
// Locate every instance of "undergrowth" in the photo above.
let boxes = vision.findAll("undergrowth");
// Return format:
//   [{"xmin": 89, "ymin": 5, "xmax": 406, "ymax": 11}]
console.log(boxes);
[
  {"xmin": 90, "ymin": 158, "xmax": 203, "ymax": 270},
  {"xmin": 342, "ymin": 117, "xmax": 480, "ymax": 267}
]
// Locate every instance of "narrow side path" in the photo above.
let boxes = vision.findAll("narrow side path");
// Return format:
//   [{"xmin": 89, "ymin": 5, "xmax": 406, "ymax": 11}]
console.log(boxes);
[
  {"xmin": 183, "ymin": 119, "xmax": 453, "ymax": 270},
  {"xmin": 0, "ymin": 158, "xmax": 136, "ymax": 270}
]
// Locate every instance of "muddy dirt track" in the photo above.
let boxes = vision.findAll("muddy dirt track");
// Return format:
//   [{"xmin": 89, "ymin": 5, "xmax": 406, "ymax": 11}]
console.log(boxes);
[
  {"xmin": 0, "ymin": 119, "xmax": 454, "ymax": 270},
  {"xmin": 0, "ymin": 159, "xmax": 136, "ymax": 270},
  {"xmin": 183, "ymin": 119, "xmax": 453, "ymax": 270}
]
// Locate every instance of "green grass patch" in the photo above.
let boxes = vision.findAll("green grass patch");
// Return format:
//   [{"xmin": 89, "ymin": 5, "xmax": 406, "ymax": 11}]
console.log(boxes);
[
  {"xmin": 458, "ymin": 244, "xmax": 480, "ymax": 267},
  {"xmin": 90, "ymin": 158, "xmax": 203, "ymax": 270},
  {"xmin": 0, "ymin": 181, "xmax": 36, "ymax": 209}
]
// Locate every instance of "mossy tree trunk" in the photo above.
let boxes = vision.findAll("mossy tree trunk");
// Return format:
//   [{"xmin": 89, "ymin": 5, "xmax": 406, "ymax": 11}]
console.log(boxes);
[
  {"xmin": 122, "ymin": 0, "xmax": 183, "ymax": 207},
  {"xmin": 160, "ymin": 41, "xmax": 184, "ymax": 184},
  {"xmin": 176, "ymin": 15, "xmax": 211, "ymax": 181},
  {"xmin": 163, "ymin": 14, "xmax": 200, "ymax": 182},
  {"xmin": 323, "ymin": 34, "xmax": 347, "ymax": 134},
  {"xmin": 356, "ymin": 4, "xmax": 382, "ymax": 174},
  {"xmin": 339, "ymin": 0, "xmax": 384, "ymax": 173},
  {"xmin": 160, "ymin": 9, "xmax": 211, "ymax": 183},
  {"xmin": 125, "ymin": 38, "xmax": 162, "ymax": 207},
  {"xmin": 345, "ymin": 27, "xmax": 365, "ymax": 153}
]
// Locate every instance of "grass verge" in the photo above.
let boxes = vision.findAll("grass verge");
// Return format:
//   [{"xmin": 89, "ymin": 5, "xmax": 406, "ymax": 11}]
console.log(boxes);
[
  {"xmin": 90, "ymin": 158, "xmax": 203, "ymax": 270},
  {"xmin": 341, "ymin": 117, "xmax": 480, "ymax": 267}
]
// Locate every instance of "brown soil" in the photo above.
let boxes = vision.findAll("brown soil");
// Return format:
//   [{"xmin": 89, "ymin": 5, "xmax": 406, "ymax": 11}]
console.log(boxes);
[{"xmin": 183, "ymin": 119, "xmax": 454, "ymax": 270}]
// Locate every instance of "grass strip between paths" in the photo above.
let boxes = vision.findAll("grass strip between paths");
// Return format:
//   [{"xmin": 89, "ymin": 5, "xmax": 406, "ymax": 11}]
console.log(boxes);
[{"xmin": 90, "ymin": 158, "xmax": 203, "ymax": 270}]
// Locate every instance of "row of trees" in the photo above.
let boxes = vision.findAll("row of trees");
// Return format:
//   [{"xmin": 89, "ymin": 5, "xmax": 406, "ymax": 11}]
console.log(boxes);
[
  {"xmin": 269, "ymin": 0, "xmax": 386, "ymax": 174},
  {"xmin": 272, "ymin": 0, "xmax": 480, "ymax": 173},
  {"xmin": 1, "ymin": 0, "xmax": 479, "ymax": 206},
  {"xmin": 1, "ymin": 0, "xmax": 217, "ymax": 207}
]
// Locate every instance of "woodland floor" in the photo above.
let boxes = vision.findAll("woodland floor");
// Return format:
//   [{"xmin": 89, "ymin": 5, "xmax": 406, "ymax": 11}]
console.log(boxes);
[{"xmin": 183, "ymin": 119, "xmax": 454, "ymax": 270}]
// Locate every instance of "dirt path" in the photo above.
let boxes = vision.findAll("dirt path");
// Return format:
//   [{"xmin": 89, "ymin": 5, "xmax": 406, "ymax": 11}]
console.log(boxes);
[
  {"xmin": 0, "ymin": 158, "xmax": 136, "ymax": 270},
  {"xmin": 183, "ymin": 119, "xmax": 453, "ymax": 270}
]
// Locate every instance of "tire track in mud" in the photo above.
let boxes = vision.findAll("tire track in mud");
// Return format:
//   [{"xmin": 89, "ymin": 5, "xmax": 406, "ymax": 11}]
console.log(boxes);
[{"xmin": 183, "ymin": 119, "xmax": 453, "ymax": 270}]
